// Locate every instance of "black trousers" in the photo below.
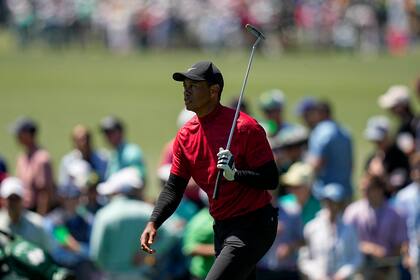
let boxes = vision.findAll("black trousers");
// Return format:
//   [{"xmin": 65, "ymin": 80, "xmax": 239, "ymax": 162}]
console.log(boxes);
[{"xmin": 205, "ymin": 204, "xmax": 278, "ymax": 280}]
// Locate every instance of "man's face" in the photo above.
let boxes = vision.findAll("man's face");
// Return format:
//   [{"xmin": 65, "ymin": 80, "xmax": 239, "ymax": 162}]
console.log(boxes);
[
  {"xmin": 183, "ymin": 79, "xmax": 212, "ymax": 114},
  {"xmin": 73, "ymin": 133, "xmax": 90, "ymax": 153},
  {"xmin": 389, "ymin": 104, "xmax": 407, "ymax": 118},
  {"xmin": 410, "ymin": 162, "xmax": 420, "ymax": 183},
  {"xmin": 372, "ymin": 137, "xmax": 388, "ymax": 151},
  {"xmin": 104, "ymin": 129, "xmax": 123, "ymax": 147},
  {"xmin": 4, "ymin": 195, "xmax": 23, "ymax": 220},
  {"xmin": 323, "ymin": 199, "xmax": 341, "ymax": 215},
  {"xmin": 360, "ymin": 180, "xmax": 383, "ymax": 202},
  {"xmin": 263, "ymin": 108, "xmax": 282, "ymax": 122},
  {"xmin": 289, "ymin": 185, "xmax": 310, "ymax": 205},
  {"xmin": 17, "ymin": 131, "xmax": 33, "ymax": 147},
  {"xmin": 302, "ymin": 109, "xmax": 318, "ymax": 129}
]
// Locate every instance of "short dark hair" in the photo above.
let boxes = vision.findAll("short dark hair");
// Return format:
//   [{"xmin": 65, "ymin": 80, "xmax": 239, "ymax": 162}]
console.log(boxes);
[
  {"xmin": 316, "ymin": 100, "xmax": 332, "ymax": 117},
  {"xmin": 173, "ymin": 61, "xmax": 224, "ymax": 97},
  {"xmin": 363, "ymin": 173, "xmax": 387, "ymax": 195},
  {"xmin": 12, "ymin": 117, "xmax": 37, "ymax": 136}
]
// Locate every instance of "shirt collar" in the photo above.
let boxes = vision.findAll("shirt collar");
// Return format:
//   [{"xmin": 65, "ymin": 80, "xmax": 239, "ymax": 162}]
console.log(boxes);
[
  {"xmin": 198, "ymin": 103, "xmax": 223, "ymax": 124},
  {"xmin": 116, "ymin": 141, "xmax": 127, "ymax": 151}
]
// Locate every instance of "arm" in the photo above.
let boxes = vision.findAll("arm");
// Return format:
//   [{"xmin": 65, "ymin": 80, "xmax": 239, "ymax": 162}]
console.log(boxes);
[
  {"xmin": 140, "ymin": 173, "xmax": 187, "ymax": 254},
  {"xmin": 235, "ymin": 160, "xmax": 279, "ymax": 190},
  {"xmin": 298, "ymin": 224, "xmax": 327, "ymax": 280},
  {"xmin": 334, "ymin": 226, "xmax": 363, "ymax": 280},
  {"xmin": 189, "ymin": 244, "xmax": 215, "ymax": 257},
  {"xmin": 298, "ymin": 246, "xmax": 326, "ymax": 280},
  {"xmin": 36, "ymin": 161, "xmax": 55, "ymax": 215},
  {"xmin": 217, "ymin": 149, "xmax": 278, "ymax": 190}
]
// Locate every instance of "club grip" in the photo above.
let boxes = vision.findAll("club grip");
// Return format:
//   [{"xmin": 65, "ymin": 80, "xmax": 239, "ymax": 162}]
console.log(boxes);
[{"xmin": 212, "ymin": 170, "xmax": 223, "ymax": 199}]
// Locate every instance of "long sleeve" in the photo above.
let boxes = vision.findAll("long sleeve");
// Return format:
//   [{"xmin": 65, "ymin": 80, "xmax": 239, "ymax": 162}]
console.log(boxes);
[
  {"xmin": 335, "ymin": 224, "xmax": 363, "ymax": 279},
  {"xmin": 149, "ymin": 174, "xmax": 188, "ymax": 228},
  {"xmin": 298, "ymin": 220, "xmax": 327, "ymax": 280},
  {"xmin": 298, "ymin": 246, "xmax": 326, "ymax": 280},
  {"xmin": 234, "ymin": 160, "xmax": 279, "ymax": 190}
]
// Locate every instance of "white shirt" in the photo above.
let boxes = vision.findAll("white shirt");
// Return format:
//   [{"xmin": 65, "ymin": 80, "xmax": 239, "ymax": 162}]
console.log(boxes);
[{"xmin": 298, "ymin": 209, "xmax": 363, "ymax": 280}]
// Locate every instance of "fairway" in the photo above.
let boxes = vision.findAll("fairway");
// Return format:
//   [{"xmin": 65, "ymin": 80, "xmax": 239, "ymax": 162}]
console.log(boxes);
[{"xmin": 1, "ymin": 42, "xmax": 419, "ymax": 198}]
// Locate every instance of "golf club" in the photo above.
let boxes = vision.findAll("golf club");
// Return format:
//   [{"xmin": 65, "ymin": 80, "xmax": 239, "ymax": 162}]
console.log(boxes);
[{"xmin": 213, "ymin": 24, "xmax": 265, "ymax": 200}]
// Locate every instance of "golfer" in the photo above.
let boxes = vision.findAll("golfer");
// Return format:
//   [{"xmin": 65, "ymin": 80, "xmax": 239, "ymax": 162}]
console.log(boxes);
[{"xmin": 140, "ymin": 61, "xmax": 279, "ymax": 280}]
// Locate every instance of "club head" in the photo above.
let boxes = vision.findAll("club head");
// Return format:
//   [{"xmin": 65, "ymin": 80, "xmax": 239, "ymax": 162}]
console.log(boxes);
[{"xmin": 245, "ymin": 24, "xmax": 265, "ymax": 40}]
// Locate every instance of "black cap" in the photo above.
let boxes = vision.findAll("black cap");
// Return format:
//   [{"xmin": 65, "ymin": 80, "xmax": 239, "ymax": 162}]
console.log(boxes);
[
  {"xmin": 11, "ymin": 117, "xmax": 37, "ymax": 135},
  {"xmin": 100, "ymin": 115, "xmax": 124, "ymax": 132},
  {"xmin": 173, "ymin": 61, "xmax": 224, "ymax": 92}
]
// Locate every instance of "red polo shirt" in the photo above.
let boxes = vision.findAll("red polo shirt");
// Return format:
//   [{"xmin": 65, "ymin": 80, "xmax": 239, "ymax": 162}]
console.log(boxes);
[{"xmin": 171, "ymin": 104, "xmax": 273, "ymax": 220}]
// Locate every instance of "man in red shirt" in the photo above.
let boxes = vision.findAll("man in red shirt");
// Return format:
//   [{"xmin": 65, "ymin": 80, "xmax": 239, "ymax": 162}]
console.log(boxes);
[{"xmin": 140, "ymin": 61, "xmax": 279, "ymax": 279}]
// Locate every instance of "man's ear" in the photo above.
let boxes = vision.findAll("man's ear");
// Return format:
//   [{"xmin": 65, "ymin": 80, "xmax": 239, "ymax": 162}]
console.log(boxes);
[{"xmin": 209, "ymin": 84, "xmax": 221, "ymax": 100}]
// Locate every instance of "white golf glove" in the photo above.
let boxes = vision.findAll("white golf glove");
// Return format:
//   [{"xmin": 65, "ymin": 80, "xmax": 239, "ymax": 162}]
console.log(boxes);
[{"xmin": 217, "ymin": 148, "xmax": 237, "ymax": 181}]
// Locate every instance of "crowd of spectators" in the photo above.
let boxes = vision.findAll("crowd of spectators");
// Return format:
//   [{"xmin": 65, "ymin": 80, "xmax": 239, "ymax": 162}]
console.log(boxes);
[
  {"xmin": 1, "ymin": 77, "xmax": 420, "ymax": 279},
  {"xmin": 1, "ymin": 0, "xmax": 420, "ymax": 53}
]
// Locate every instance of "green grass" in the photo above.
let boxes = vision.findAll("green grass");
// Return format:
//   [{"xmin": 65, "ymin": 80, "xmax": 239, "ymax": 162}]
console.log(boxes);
[{"xmin": 1, "ymin": 31, "xmax": 419, "ymax": 198}]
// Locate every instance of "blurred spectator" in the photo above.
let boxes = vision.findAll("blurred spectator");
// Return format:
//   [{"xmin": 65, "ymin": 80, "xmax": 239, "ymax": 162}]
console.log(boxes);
[
  {"xmin": 0, "ymin": 0, "xmax": 8, "ymax": 25},
  {"xmin": 13, "ymin": 116, "xmax": 55, "ymax": 215},
  {"xmin": 341, "ymin": 1, "xmax": 380, "ymax": 53},
  {"xmin": 378, "ymin": 85, "xmax": 418, "ymax": 155},
  {"xmin": 279, "ymin": 162, "xmax": 321, "ymax": 226},
  {"xmin": 45, "ymin": 183, "xmax": 95, "ymax": 279},
  {"xmin": 80, "ymin": 174, "xmax": 104, "ymax": 215},
  {"xmin": 298, "ymin": 183, "xmax": 362, "ymax": 280},
  {"xmin": 100, "ymin": 115, "xmax": 147, "ymax": 185},
  {"xmin": 306, "ymin": 101, "xmax": 354, "ymax": 200},
  {"xmin": 295, "ymin": 97, "xmax": 318, "ymax": 130},
  {"xmin": 59, "ymin": 124, "xmax": 108, "ymax": 187},
  {"xmin": 182, "ymin": 192, "xmax": 214, "ymax": 280},
  {"xmin": 158, "ymin": 108, "xmax": 202, "ymax": 212},
  {"xmin": 61, "ymin": 156, "xmax": 104, "ymax": 215},
  {"xmin": 416, "ymin": 76, "xmax": 420, "ymax": 101},
  {"xmin": 0, "ymin": 155, "xmax": 7, "ymax": 183},
  {"xmin": 344, "ymin": 173, "xmax": 409, "ymax": 280},
  {"xmin": 257, "ymin": 191, "xmax": 304, "ymax": 280},
  {"xmin": 364, "ymin": 115, "xmax": 410, "ymax": 196},
  {"xmin": 228, "ymin": 97, "xmax": 251, "ymax": 116},
  {"xmin": 3, "ymin": 0, "xmax": 418, "ymax": 53},
  {"xmin": 386, "ymin": 0, "xmax": 410, "ymax": 55},
  {"xmin": 96, "ymin": 0, "xmax": 135, "ymax": 53},
  {"xmin": 6, "ymin": 0, "xmax": 35, "ymax": 48},
  {"xmin": 90, "ymin": 167, "xmax": 174, "ymax": 280},
  {"xmin": 0, "ymin": 177, "xmax": 51, "ymax": 252},
  {"xmin": 258, "ymin": 89, "xmax": 290, "ymax": 138},
  {"xmin": 270, "ymin": 125, "xmax": 308, "ymax": 175},
  {"xmin": 394, "ymin": 153, "xmax": 420, "ymax": 279}
]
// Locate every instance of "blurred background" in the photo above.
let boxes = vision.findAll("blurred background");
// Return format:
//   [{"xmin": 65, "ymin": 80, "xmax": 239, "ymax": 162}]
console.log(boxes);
[{"xmin": 0, "ymin": 0, "xmax": 420, "ymax": 279}]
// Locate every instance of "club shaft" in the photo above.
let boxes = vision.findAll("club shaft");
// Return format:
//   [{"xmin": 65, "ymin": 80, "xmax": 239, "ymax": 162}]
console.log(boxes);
[
  {"xmin": 226, "ymin": 37, "xmax": 260, "ymax": 150},
  {"xmin": 213, "ymin": 37, "xmax": 262, "ymax": 200}
]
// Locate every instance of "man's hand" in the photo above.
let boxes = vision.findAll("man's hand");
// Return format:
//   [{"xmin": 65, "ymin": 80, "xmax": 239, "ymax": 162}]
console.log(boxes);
[
  {"xmin": 140, "ymin": 222, "xmax": 157, "ymax": 254},
  {"xmin": 217, "ymin": 148, "xmax": 236, "ymax": 181},
  {"xmin": 276, "ymin": 244, "xmax": 292, "ymax": 260},
  {"xmin": 360, "ymin": 241, "xmax": 386, "ymax": 258}
]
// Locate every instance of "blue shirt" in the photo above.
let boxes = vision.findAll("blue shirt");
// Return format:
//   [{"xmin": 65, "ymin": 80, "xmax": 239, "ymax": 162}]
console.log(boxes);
[
  {"xmin": 106, "ymin": 142, "xmax": 146, "ymax": 181},
  {"xmin": 308, "ymin": 120, "xmax": 353, "ymax": 198},
  {"xmin": 394, "ymin": 182, "xmax": 420, "ymax": 263},
  {"xmin": 258, "ymin": 202, "xmax": 303, "ymax": 271}
]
